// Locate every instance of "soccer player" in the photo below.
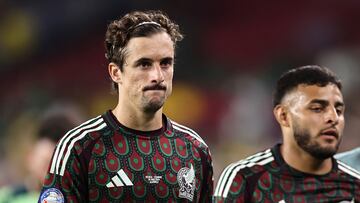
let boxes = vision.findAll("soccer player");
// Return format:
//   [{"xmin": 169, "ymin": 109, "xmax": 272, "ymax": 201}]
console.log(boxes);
[
  {"xmin": 336, "ymin": 147, "xmax": 360, "ymax": 171},
  {"xmin": 213, "ymin": 65, "xmax": 360, "ymax": 202},
  {"xmin": 39, "ymin": 10, "xmax": 213, "ymax": 202},
  {"xmin": 0, "ymin": 105, "xmax": 81, "ymax": 203}
]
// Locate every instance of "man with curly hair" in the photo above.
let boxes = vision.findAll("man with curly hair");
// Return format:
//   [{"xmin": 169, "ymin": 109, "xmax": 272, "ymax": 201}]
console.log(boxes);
[{"xmin": 39, "ymin": 10, "xmax": 213, "ymax": 202}]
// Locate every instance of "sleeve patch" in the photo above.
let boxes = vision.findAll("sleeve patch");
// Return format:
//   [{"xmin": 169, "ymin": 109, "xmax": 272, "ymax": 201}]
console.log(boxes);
[{"xmin": 40, "ymin": 188, "xmax": 65, "ymax": 203}]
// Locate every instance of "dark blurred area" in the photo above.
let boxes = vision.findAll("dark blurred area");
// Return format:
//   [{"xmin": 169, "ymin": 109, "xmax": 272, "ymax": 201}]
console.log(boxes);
[{"xmin": 1, "ymin": 0, "xmax": 360, "ymax": 187}]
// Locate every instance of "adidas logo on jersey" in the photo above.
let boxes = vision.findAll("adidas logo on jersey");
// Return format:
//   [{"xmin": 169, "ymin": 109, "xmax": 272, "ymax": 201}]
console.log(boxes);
[{"xmin": 106, "ymin": 169, "xmax": 133, "ymax": 188}]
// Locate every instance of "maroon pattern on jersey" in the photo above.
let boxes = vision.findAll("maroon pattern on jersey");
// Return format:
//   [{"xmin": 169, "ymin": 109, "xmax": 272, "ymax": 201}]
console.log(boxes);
[
  {"xmin": 39, "ymin": 111, "xmax": 213, "ymax": 202},
  {"xmin": 214, "ymin": 144, "xmax": 360, "ymax": 203}
]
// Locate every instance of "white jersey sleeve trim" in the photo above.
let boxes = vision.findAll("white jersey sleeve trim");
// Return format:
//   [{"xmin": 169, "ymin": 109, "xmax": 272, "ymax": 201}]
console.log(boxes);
[
  {"xmin": 214, "ymin": 149, "xmax": 272, "ymax": 197},
  {"xmin": 49, "ymin": 116, "xmax": 106, "ymax": 176},
  {"xmin": 170, "ymin": 120, "xmax": 208, "ymax": 148}
]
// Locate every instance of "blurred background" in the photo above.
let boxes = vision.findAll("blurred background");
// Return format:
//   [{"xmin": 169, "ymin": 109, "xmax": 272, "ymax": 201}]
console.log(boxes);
[{"xmin": 1, "ymin": 0, "xmax": 360, "ymax": 192}]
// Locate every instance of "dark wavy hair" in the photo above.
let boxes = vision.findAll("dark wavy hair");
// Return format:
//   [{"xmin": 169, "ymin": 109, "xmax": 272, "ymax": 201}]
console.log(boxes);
[
  {"xmin": 273, "ymin": 65, "xmax": 342, "ymax": 107},
  {"xmin": 104, "ymin": 10, "xmax": 183, "ymax": 90}
]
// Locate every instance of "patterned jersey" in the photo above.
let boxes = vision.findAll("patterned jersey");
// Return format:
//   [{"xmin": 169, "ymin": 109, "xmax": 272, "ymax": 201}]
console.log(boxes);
[
  {"xmin": 213, "ymin": 144, "xmax": 360, "ymax": 203},
  {"xmin": 39, "ymin": 111, "xmax": 213, "ymax": 202}
]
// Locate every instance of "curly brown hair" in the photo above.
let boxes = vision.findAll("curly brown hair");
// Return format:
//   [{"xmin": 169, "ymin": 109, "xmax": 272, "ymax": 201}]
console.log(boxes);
[{"xmin": 104, "ymin": 10, "xmax": 183, "ymax": 91}]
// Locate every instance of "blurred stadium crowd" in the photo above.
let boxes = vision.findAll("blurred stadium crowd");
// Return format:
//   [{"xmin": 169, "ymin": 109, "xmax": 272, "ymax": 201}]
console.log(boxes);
[{"xmin": 1, "ymin": 0, "xmax": 360, "ymax": 194}]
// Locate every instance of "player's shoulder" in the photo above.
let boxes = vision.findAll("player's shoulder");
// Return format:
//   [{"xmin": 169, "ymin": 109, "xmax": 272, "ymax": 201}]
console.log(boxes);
[
  {"xmin": 223, "ymin": 148, "xmax": 274, "ymax": 176},
  {"xmin": 214, "ymin": 148, "xmax": 274, "ymax": 197},
  {"xmin": 169, "ymin": 119, "xmax": 209, "ymax": 150},
  {"xmin": 336, "ymin": 159, "xmax": 360, "ymax": 181},
  {"xmin": 49, "ymin": 114, "xmax": 109, "ymax": 176},
  {"xmin": 57, "ymin": 114, "xmax": 108, "ymax": 146}
]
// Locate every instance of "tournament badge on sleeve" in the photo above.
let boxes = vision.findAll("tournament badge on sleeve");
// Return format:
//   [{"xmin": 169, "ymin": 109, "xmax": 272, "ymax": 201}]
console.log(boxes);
[
  {"xmin": 40, "ymin": 188, "xmax": 65, "ymax": 203},
  {"xmin": 177, "ymin": 164, "xmax": 196, "ymax": 201}
]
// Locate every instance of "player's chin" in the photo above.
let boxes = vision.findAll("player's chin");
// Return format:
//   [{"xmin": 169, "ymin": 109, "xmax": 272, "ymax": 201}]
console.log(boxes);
[
  {"xmin": 143, "ymin": 99, "xmax": 165, "ymax": 113},
  {"xmin": 149, "ymin": 95, "xmax": 166, "ymax": 104},
  {"xmin": 310, "ymin": 145, "xmax": 338, "ymax": 159},
  {"xmin": 319, "ymin": 143, "xmax": 340, "ymax": 155}
]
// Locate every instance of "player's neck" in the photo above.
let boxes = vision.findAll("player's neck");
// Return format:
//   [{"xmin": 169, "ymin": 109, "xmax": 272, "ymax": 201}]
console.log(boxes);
[
  {"xmin": 280, "ymin": 143, "xmax": 333, "ymax": 175},
  {"xmin": 112, "ymin": 104, "xmax": 163, "ymax": 131}
]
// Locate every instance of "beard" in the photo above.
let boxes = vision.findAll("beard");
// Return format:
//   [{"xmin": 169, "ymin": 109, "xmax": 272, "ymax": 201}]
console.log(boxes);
[
  {"xmin": 142, "ymin": 98, "xmax": 165, "ymax": 113},
  {"xmin": 141, "ymin": 84, "xmax": 170, "ymax": 113},
  {"xmin": 141, "ymin": 92, "xmax": 168, "ymax": 113},
  {"xmin": 293, "ymin": 123, "xmax": 341, "ymax": 160}
]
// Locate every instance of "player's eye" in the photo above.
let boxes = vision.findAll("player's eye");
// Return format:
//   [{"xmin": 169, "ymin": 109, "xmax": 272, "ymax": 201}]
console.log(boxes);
[
  {"xmin": 134, "ymin": 58, "xmax": 153, "ymax": 69},
  {"xmin": 160, "ymin": 58, "xmax": 173, "ymax": 68},
  {"xmin": 336, "ymin": 107, "xmax": 344, "ymax": 116},
  {"xmin": 309, "ymin": 106, "xmax": 323, "ymax": 112},
  {"xmin": 139, "ymin": 61, "xmax": 152, "ymax": 68}
]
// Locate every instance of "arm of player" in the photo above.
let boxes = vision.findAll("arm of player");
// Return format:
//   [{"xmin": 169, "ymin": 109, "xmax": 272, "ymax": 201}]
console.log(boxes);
[
  {"xmin": 213, "ymin": 168, "xmax": 247, "ymax": 203},
  {"xmin": 198, "ymin": 147, "xmax": 214, "ymax": 203},
  {"xmin": 38, "ymin": 145, "xmax": 87, "ymax": 203}
]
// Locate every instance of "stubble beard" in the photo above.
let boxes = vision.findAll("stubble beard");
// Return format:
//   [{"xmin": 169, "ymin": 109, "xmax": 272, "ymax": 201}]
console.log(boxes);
[
  {"xmin": 293, "ymin": 122, "xmax": 340, "ymax": 160},
  {"xmin": 141, "ymin": 95, "xmax": 166, "ymax": 114}
]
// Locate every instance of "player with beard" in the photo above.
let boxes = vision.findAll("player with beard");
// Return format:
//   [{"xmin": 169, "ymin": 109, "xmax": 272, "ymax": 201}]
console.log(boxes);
[
  {"xmin": 213, "ymin": 65, "xmax": 360, "ymax": 202},
  {"xmin": 39, "ymin": 10, "xmax": 213, "ymax": 202}
]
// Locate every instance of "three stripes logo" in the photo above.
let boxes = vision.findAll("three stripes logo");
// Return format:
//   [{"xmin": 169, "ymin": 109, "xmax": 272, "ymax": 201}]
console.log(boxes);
[
  {"xmin": 50, "ymin": 116, "xmax": 107, "ymax": 176},
  {"xmin": 170, "ymin": 120, "xmax": 208, "ymax": 148},
  {"xmin": 106, "ymin": 169, "xmax": 133, "ymax": 188},
  {"xmin": 214, "ymin": 149, "xmax": 274, "ymax": 198}
]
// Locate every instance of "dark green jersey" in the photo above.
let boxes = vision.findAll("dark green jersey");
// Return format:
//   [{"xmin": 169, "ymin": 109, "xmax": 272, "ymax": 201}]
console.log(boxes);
[
  {"xmin": 214, "ymin": 144, "xmax": 360, "ymax": 203},
  {"xmin": 39, "ymin": 111, "xmax": 213, "ymax": 202}
]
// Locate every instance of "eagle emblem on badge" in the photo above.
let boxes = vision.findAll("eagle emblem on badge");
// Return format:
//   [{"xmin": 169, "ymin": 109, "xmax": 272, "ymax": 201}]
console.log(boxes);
[{"xmin": 177, "ymin": 164, "xmax": 195, "ymax": 201}]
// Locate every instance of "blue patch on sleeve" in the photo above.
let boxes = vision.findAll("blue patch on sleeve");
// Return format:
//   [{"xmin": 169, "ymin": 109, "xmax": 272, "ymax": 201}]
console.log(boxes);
[{"xmin": 40, "ymin": 188, "xmax": 65, "ymax": 203}]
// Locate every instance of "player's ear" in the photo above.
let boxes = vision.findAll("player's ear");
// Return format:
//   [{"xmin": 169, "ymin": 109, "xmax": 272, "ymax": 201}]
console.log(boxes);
[
  {"xmin": 108, "ymin": 62, "xmax": 122, "ymax": 84},
  {"xmin": 273, "ymin": 104, "xmax": 290, "ymax": 127}
]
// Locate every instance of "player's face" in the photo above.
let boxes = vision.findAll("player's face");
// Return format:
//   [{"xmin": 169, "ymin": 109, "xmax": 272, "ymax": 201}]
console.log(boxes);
[
  {"xmin": 288, "ymin": 84, "xmax": 345, "ymax": 159},
  {"xmin": 27, "ymin": 138, "xmax": 56, "ymax": 183},
  {"xmin": 120, "ymin": 32, "xmax": 174, "ymax": 113}
]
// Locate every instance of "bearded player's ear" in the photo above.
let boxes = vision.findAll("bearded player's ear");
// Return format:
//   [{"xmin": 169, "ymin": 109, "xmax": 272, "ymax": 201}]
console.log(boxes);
[{"xmin": 273, "ymin": 104, "xmax": 290, "ymax": 127}]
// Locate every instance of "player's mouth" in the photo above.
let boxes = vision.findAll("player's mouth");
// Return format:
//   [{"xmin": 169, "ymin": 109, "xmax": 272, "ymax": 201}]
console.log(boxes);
[
  {"xmin": 143, "ymin": 84, "xmax": 166, "ymax": 91},
  {"xmin": 319, "ymin": 128, "xmax": 338, "ymax": 139}
]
